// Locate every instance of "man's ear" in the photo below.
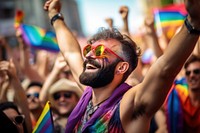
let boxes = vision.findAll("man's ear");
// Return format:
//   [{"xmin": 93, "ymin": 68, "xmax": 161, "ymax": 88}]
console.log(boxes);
[{"xmin": 116, "ymin": 62, "xmax": 129, "ymax": 74}]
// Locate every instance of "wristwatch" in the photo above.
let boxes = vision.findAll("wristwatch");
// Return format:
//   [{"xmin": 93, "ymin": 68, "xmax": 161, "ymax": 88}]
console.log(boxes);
[
  {"xmin": 50, "ymin": 13, "xmax": 64, "ymax": 26},
  {"xmin": 184, "ymin": 17, "xmax": 200, "ymax": 35}
]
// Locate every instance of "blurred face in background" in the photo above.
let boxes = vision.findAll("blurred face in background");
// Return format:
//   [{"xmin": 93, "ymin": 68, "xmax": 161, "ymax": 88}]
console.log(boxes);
[
  {"xmin": 26, "ymin": 86, "xmax": 42, "ymax": 111},
  {"xmin": 52, "ymin": 91, "xmax": 79, "ymax": 116},
  {"xmin": 185, "ymin": 61, "xmax": 200, "ymax": 92}
]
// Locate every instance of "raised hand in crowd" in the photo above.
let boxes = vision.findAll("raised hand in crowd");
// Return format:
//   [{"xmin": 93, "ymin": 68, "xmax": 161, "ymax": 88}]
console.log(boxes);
[
  {"xmin": 119, "ymin": 5, "xmax": 130, "ymax": 36},
  {"xmin": 39, "ymin": 53, "xmax": 68, "ymax": 104},
  {"xmin": 105, "ymin": 18, "xmax": 113, "ymax": 29},
  {"xmin": 0, "ymin": 59, "xmax": 32, "ymax": 132}
]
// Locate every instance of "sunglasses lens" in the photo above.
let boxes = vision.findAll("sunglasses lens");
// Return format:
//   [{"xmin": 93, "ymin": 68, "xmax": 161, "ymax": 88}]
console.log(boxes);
[
  {"xmin": 33, "ymin": 93, "xmax": 39, "ymax": 98},
  {"xmin": 95, "ymin": 45, "xmax": 104, "ymax": 56},
  {"xmin": 15, "ymin": 115, "xmax": 24, "ymax": 125},
  {"xmin": 53, "ymin": 93, "xmax": 61, "ymax": 100},
  {"xmin": 27, "ymin": 93, "xmax": 39, "ymax": 98},
  {"xmin": 83, "ymin": 45, "xmax": 91, "ymax": 57},
  {"xmin": 64, "ymin": 93, "xmax": 72, "ymax": 98},
  {"xmin": 53, "ymin": 92, "xmax": 72, "ymax": 100},
  {"xmin": 26, "ymin": 94, "xmax": 31, "ymax": 98},
  {"xmin": 194, "ymin": 69, "xmax": 200, "ymax": 74},
  {"xmin": 186, "ymin": 69, "xmax": 200, "ymax": 76},
  {"xmin": 185, "ymin": 71, "xmax": 191, "ymax": 76}
]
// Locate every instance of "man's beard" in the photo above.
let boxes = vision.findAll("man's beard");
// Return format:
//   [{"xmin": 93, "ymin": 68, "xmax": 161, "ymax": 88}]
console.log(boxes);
[{"xmin": 79, "ymin": 58, "xmax": 120, "ymax": 88}]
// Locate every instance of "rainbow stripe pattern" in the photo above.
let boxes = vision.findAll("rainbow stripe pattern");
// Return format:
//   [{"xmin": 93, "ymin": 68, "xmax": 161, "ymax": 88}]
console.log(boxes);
[
  {"xmin": 20, "ymin": 24, "xmax": 60, "ymax": 52},
  {"xmin": 165, "ymin": 78, "xmax": 188, "ymax": 133},
  {"xmin": 32, "ymin": 101, "xmax": 54, "ymax": 133},
  {"xmin": 153, "ymin": 4, "xmax": 187, "ymax": 40},
  {"xmin": 14, "ymin": 10, "xmax": 24, "ymax": 29}
]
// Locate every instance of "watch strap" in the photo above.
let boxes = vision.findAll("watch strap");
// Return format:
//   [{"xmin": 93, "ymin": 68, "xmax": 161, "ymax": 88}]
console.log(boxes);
[
  {"xmin": 50, "ymin": 13, "xmax": 64, "ymax": 26},
  {"xmin": 184, "ymin": 17, "xmax": 200, "ymax": 35}
]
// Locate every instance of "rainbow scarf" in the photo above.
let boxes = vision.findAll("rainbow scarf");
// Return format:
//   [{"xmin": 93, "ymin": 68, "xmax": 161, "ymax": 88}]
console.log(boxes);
[
  {"xmin": 33, "ymin": 101, "xmax": 54, "ymax": 133},
  {"xmin": 65, "ymin": 83, "xmax": 131, "ymax": 133},
  {"xmin": 153, "ymin": 3, "xmax": 187, "ymax": 40},
  {"xmin": 20, "ymin": 24, "xmax": 60, "ymax": 52}
]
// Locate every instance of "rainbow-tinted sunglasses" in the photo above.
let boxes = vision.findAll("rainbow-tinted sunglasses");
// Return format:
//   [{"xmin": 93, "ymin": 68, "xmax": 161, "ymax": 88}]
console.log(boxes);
[{"xmin": 83, "ymin": 44, "xmax": 124, "ymax": 61}]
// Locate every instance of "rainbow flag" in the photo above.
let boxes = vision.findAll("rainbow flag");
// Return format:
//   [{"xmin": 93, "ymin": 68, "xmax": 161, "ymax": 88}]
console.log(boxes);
[
  {"xmin": 14, "ymin": 10, "xmax": 24, "ymax": 29},
  {"xmin": 164, "ymin": 78, "xmax": 188, "ymax": 133},
  {"xmin": 20, "ymin": 24, "xmax": 60, "ymax": 52},
  {"xmin": 153, "ymin": 4, "xmax": 187, "ymax": 40},
  {"xmin": 32, "ymin": 101, "xmax": 54, "ymax": 133}
]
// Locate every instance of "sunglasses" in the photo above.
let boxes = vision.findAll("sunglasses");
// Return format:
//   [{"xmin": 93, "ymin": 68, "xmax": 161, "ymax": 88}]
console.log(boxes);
[
  {"xmin": 185, "ymin": 69, "xmax": 200, "ymax": 76},
  {"xmin": 83, "ymin": 44, "xmax": 124, "ymax": 61},
  {"xmin": 53, "ymin": 92, "xmax": 72, "ymax": 100},
  {"xmin": 26, "ymin": 93, "xmax": 39, "ymax": 98},
  {"xmin": 12, "ymin": 115, "xmax": 25, "ymax": 125}
]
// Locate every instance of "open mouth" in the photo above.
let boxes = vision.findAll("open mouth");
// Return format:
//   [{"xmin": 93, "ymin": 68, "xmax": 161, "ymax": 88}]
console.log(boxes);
[{"xmin": 85, "ymin": 63, "xmax": 99, "ymax": 72}]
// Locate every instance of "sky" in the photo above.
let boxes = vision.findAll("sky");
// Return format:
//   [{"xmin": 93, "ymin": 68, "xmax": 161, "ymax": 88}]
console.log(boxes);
[{"xmin": 75, "ymin": 0, "xmax": 146, "ymax": 36}]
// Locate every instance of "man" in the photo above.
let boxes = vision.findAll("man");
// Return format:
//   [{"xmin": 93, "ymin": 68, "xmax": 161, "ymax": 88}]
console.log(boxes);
[
  {"xmin": 26, "ymin": 82, "xmax": 43, "ymax": 128},
  {"xmin": 48, "ymin": 78, "xmax": 82, "ymax": 132},
  {"xmin": 44, "ymin": 0, "xmax": 200, "ymax": 132},
  {"xmin": 166, "ymin": 54, "xmax": 200, "ymax": 133}
]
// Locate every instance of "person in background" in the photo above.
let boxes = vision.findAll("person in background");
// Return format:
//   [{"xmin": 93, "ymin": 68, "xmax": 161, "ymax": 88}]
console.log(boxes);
[
  {"xmin": 0, "ymin": 108, "xmax": 18, "ymax": 132},
  {"xmin": 44, "ymin": 0, "xmax": 200, "ymax": 132},
  {"xmin": 165, "ymin": 54, "xmax": 200, "ymax": 133},
  {"xmin": 47, "ymin": 78, "xmax": 82, "ymax": 133},
  {"xmin": 39, "ymin": 53, "xmax": 83, "ymax": 133},
  {"xmin": 25, "ymin": 82, "xmax": 43, "ymax": 129},
  {"xmin": 0, "ymin": 102, "xmax": 27, "ymax": 133},
  {"xmin": 0, "ymin": 59, "xmax": 32, "ymax": 132}
]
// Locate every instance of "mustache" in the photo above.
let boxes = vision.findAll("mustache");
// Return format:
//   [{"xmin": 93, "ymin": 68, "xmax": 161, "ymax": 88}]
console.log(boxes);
[{"xmin": 83, "ymin": 59, "xmax": 101, "ymax": 68}]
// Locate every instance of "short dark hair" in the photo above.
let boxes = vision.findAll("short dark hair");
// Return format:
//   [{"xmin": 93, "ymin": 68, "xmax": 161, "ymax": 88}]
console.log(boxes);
[
  {"xmin": 184, "ymin": 55, "xmax": 200, "ymax": 69},
  {"xmin": 27, "ymin": 81, "xmax": 43, "ymax": 90},
  {"xmin": 0, "ymin": 102, "xmax": 20, "ymax": 115},
  {"xmin": 0, "ymin": 102, "xmax": 28, "ymax": 133},
  {"xmin": 87, "ymin": 27, "xmax": 141, "ymax": 82}
]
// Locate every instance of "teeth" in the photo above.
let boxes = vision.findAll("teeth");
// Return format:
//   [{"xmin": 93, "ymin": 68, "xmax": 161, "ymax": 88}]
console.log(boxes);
[{"xmin": 86, "ymin": 64, "xmax": 97, "ymax": 69}]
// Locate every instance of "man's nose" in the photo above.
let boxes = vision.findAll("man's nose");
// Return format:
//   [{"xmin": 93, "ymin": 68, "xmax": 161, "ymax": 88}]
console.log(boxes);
[{"xmin": 85, "ymin": 49, "xmax": 96, "ymax": 59}]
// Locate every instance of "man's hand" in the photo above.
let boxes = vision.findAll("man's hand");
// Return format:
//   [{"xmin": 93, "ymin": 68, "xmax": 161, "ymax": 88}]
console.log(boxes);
[{"xmin": 44, "ymin": 0, "xmax": 61, "ymax": 19}]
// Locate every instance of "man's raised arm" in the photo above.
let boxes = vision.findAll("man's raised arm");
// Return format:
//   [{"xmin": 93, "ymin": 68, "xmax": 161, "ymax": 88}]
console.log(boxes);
[
  {"xmin": 44, "ymin": 0, "xmax": 85, "ymax": 90},
  {"xmin": 120, "ymin": 1, "xmax": 200, "ymax": 132},
  {"xmin": 135, "ymin": 0, "xmax": 200, "ymax": 117}
]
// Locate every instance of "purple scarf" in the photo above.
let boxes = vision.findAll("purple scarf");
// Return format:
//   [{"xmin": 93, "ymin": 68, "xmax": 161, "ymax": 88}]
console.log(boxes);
[{"xmin": 65, "ymin": 83, "xmax": 131, "ymax": 133}]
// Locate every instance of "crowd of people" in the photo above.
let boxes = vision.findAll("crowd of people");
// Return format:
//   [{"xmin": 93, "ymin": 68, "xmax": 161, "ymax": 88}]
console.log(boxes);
[{"xmin": 0, "ymin": 0, "xmax": 200, "ymax": 132}]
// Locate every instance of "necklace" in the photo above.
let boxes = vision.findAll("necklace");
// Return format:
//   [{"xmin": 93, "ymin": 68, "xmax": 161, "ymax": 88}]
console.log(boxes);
[
  {"xmin": 87, "ymin": 98, "xmax": 108, "ymax": 117},
  {"xmin": 83, "ymin": 98, "xmax": 109, "ymax": 124}
]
